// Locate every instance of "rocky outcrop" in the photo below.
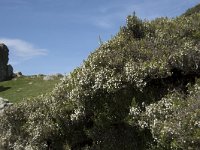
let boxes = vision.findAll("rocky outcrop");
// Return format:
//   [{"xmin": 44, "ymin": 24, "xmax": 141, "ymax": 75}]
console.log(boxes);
[
  {"xmin": 0, "ymin": 97, "xmax": 13, "ymax": 114},
  {"xmin": 0, "ymin": 43, "xmax": 13, "ymax": 81}
]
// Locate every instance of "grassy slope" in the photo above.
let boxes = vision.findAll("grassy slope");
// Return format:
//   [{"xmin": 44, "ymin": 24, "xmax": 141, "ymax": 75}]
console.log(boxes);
[{"xmin": 0, "ymin": 76, "xmax": 61, "ymax": 103}]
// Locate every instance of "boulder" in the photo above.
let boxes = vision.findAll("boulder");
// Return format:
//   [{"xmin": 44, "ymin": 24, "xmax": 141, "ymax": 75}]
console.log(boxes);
[
  {"xmin": 14, "ymin": 71, "xmax": 23, "ymax": 77},
  {"xmin": 0, "ymin": 43, "xmax": 13, "ymax": 81},
  {"xmin": 43, "ymin": 75, "xmax": 54, "ymax": 81},
  {"xmin": 0, "ymin": 97, "xmax": 13, "ymax": 114},
  {"xmin": 37, "ymin": 74, "xmax": 45, "ymax": 77},
  {"xmin": 7, "ymin": 64, "xmax": 13, "ymax": 78},
  {"xmin": 43, "ymin": 74, "xmax": 63, "ymax": 81},
  {"xmin": 54, "ymin": 73, "xmax": 63, "ymax": 78}
]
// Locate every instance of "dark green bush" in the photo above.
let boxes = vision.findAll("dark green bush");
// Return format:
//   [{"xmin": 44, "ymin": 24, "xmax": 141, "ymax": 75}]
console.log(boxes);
[
  {"xmin": 1, "ymin": 4, "xmax": 200, "ymax": 150},
  {"xmin": 183, "ymin": 4, "xmax": 200, "ymax": 17}
]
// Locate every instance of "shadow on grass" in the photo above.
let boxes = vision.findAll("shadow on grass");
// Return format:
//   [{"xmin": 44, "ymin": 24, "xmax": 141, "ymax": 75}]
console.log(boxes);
[{"xmin": 0, "ymin": 86, "xmax": 11, "ymax": 92}]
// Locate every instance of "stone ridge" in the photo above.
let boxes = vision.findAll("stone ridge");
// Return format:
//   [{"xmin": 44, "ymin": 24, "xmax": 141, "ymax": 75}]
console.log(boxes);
[{"xmin": 0, "ymin": 43, "xmax": 13, "ymax": 81}]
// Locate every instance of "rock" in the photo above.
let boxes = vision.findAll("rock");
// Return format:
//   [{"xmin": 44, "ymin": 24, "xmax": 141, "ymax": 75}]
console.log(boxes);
[
  {"xmin": 54, "ymin": 73, "xmax": 63, "ymax": 78},
  {"xmin": 14, "ymin": 71, "xmax": 23, "ymax": 77},
  {"xmin": 43, "ymin": 75, "xmax": 54, "ymax": 81},
  {"xmin": 43, "ymin": 74, "xmax": 63, "ymax": 80},
  {"xmin": 37, "ymin": 74, "xmax": 45, "ymax": 77},
  {"xmin": 7, "ymin": 64, "xmax": 13, "ymax": 78},
  {"xmin": 0, "ymin": 43, "xmax": 14, "ymax": 81},
  {"xmin": 0, "ymin": 97, "xmax": 13, "ymax": 114}
]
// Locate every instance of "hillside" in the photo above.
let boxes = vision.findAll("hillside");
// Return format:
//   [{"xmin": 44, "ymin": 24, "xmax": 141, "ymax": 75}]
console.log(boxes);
[
  {"xmin": 0, "ymin": 76, "xmax": 61, "ymax": 103},
  {"xmin": 1, "ymin": 4, "xmax": 200, "ymax": 150},
  {"xmin": 183, "ymin": 3, "xmax": 200, "ymax": 16}
]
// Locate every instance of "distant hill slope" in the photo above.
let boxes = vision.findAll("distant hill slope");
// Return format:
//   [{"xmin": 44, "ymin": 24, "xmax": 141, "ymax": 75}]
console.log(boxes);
[
  {"xmin": 0, "ymin": 4, "xmax": 200, "ymax": 150},
  {"xmin": 0, "ymin": 76, "xmax": 61, "ymax": 103},
  {"xmin": 183, "ymin": 3, "xmax": 200, "ymax": 16}
]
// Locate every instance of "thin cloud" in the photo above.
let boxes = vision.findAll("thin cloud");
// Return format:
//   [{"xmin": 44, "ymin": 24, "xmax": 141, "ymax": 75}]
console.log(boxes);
[
  {"xmin": 0, "ymin": 38, "xmax": 48, "ymax": 65},
  {"xmin": 91, "ymin": 0, "xmax": 200, "ymax": 29},
  {"xmin": 93, "ymin": 17, "xmax": 116, "ymax": 29},
  {"xmin": 90, "ymin": 2, "xmax": 139, "ymax": 29},
  {"xmin": 0, "ymin": 0, "xmax": 30, "ymax": 10}
]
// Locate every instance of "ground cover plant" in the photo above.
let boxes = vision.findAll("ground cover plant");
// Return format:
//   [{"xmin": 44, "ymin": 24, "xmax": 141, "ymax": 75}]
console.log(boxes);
[{"xmin": 0, "ymin": 4, "xmax": 200, "ymax": 150}]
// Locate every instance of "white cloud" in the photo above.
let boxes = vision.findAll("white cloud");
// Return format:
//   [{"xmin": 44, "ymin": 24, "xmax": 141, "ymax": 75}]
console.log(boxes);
[
  {"xmin": 0, "ymin": 38, "xmax": 48, "ymax": 65},
  {"xmin": 0, "ymin": 38, "xmax": 47, "ymax": 58}
]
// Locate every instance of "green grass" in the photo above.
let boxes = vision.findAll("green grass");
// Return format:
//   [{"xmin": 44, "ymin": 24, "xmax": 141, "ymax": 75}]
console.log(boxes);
[{"xmin": 0, "ymin": 76, "xmax": 61, "ymax": 103}]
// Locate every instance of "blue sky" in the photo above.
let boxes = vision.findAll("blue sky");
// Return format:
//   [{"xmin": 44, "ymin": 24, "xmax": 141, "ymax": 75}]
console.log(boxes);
[{"xmin": 0, "ymin": 0, "xmax": 200, "ymax": 75}]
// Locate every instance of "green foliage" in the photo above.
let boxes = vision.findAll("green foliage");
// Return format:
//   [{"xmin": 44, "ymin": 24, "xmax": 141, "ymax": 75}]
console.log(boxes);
[
  {"xmin": 183, "ymin": 3, "xmax": 200, "ymax": 16},
  {"xmin": 129, "ymin": 84, "xmax": 200, "ymax": 149},
  {"xmin": 1, "ymin": 4, "xmax": 200, "ymax": 150},
  {"xmin": 124, "ymin": 13, "xmax": 145, "ymax": 39}
]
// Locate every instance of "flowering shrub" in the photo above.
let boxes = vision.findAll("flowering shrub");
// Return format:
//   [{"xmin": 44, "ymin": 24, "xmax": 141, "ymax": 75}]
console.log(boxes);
[
  {"xmin": 1, "ymin": 5, "xmax": 200, "ymax": 150},
  {"xmin": 129, "ymin": 84, "xmax": 200, "ymax": 149}
]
